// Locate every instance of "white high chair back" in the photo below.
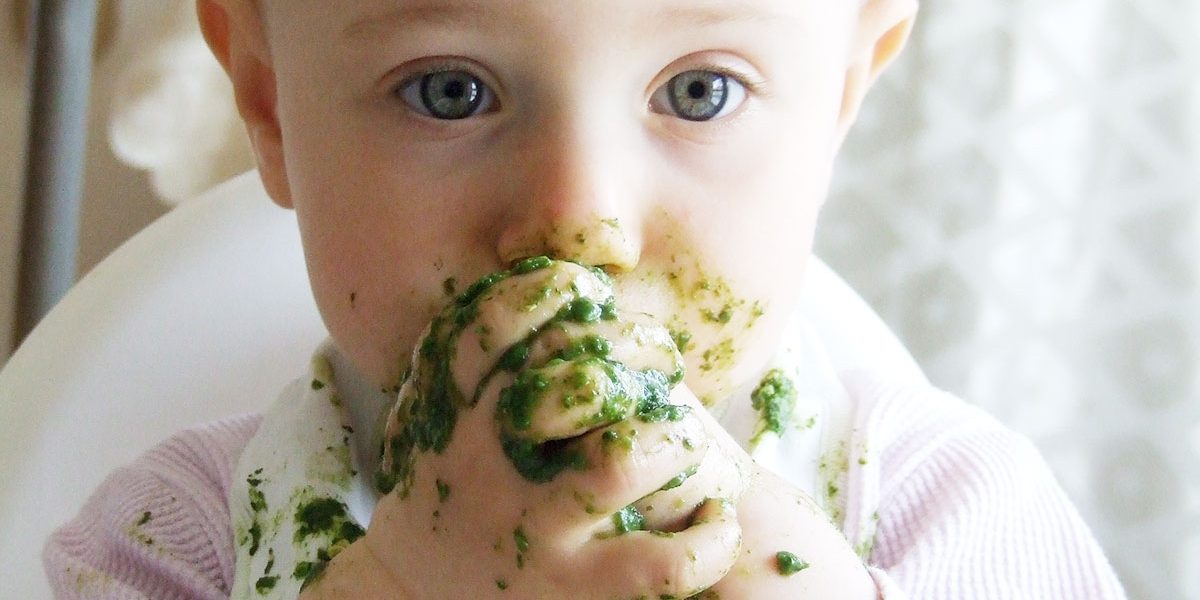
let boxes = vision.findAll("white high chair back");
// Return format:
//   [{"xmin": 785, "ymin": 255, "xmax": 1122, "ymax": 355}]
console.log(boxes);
[{"xmin": 0, "ymin": 171, "xmax": 923, "ymax": 599}]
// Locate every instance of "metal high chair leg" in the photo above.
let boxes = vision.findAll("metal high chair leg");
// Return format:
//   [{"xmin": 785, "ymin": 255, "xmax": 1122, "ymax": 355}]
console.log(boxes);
[{"xmin": 14, "ymin": 0, "xmax": 100, "ymax": 350}]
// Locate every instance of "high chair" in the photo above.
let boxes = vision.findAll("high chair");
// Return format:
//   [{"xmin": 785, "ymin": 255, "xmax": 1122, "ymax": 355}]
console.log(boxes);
[{"xmin": 0, "ymin": 171, "xmax": 924, "ymax": 598}]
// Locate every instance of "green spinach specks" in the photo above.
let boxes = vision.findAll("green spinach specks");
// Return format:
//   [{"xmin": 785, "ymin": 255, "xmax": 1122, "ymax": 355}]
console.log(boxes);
[
  {"xmin": 774, "ymin": 551, "xmax": 810, "ymax": 576},
  {"xmin": 750, "ymin": 369, "xmax": 796, "ymax": 446}
]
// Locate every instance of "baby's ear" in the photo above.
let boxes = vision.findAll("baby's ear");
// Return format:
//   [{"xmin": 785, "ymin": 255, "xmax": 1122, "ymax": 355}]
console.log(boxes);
[
  {"xmin": 835, "ymin": 0, "xmax": 918, "ymax": 146},
  {"xmin": 197, "ymin": 0, "xmax": 292, "ymax": 208}
]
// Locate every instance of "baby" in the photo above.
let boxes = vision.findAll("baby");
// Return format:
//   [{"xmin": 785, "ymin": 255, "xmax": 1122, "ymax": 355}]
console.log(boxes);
[{"xmin": 43, "ymin": 0, "xmax": 1128, "ymax": 598}]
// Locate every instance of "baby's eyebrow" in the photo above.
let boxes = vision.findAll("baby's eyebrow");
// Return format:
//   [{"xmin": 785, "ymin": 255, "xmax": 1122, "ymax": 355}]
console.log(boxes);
[
  {"xmin": 342, "ymin": 1, "xmax": 799, "ymax": 41},
  {"xmin": 342, "ymin": 2, "xmax": 490, "ymax": 40}
]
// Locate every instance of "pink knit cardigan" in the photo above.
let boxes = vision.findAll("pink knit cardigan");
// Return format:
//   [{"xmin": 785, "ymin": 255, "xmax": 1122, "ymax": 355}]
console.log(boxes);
[{"xmin": 43, "ymin": 373, "xmax": 1127, "ymax": 599}]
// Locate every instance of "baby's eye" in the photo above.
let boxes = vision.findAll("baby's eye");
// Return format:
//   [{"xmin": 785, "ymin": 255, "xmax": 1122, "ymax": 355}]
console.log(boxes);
[
  {"xmin": 396, "ymin": 70, "xmax": 497, "ymax": 120},
  {"xmin": 651, "ymin": 70, "xmax": 747, "ymax": 122}
]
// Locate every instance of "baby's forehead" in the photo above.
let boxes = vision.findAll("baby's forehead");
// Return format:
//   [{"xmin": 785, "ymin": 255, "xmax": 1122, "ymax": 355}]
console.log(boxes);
[
  {"xmin": 270, "ymin": 0, "xmax": 841, "ymax": 29},
  {"xmin": 261, "ymin": 0, "xmax": 858, "ymax": 73}
]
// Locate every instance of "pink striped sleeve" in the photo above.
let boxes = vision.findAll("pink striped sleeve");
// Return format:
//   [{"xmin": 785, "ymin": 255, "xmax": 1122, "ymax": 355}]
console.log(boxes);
[
  {"xmin": 43, "ymin": 415, "xmax": 260, "ymax": 600},
  {"xmin": 843, "ymin": 374, "xmax": 1126, "ymax": 599}
]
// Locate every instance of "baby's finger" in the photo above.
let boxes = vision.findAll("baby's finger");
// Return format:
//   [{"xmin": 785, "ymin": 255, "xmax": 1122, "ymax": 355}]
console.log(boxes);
[
  {"xmin": 526, "ymin": 316, "xmax": 683, "ymax": 381},
  {"xmin": 633, "ymin": 434, "xmax": 745, "ymax": 533},
  {"xmin": 452, "ymin": 260, "xmax": 611, "ymax": 398},
  {"xmin": 583, "ymin": 497, "xmax": 741, "ymax": 598},
  {"xmin": 554, "ymin": 412, "xmax": 708, "ymax": 518},
  {"xmin": 496, "ymin": 356, "xmax": 673, "ymax": 443}
]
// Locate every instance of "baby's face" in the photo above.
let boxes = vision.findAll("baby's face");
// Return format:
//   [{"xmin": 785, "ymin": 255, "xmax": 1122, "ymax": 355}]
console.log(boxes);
[{"xmin": 259, "ymin": 0, "xmax": 860, "ymax": 404}]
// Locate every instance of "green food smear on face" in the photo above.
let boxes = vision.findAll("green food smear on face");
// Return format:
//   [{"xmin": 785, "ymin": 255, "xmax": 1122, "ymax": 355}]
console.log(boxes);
[
  {"xmin": 699, "ymin": 338, "xmax": 736, "ymax": 373},
  {"xmin": 701, "ymin": 304, "xmax": 735, "ymax": 324},
  {"xmin": 774, "ymin": 551, "xmax": 810, "ymax": 575},
  {"xmin": 436, "ymin": 479, "xmax": 451, "ymax": 502},
  {"xmin": 750, "ymin": 368, "xmax": 796, "ymax": 446},
  {"xmin": 612, "ymin": 505, "xmax": 647, "ymax": 534},
  {"xmin": 670, "ymin": 328, "xmax": 692, "ymax": 353}
]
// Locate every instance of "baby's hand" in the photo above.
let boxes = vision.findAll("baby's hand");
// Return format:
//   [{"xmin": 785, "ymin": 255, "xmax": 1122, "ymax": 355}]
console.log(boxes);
[
  {"xmin": 628, "ymin": 378, "xmax": 877, "ymax": 598},
  {"xmin": 702, "ymin": 466, "xmax": 877, "ymax": 599},
  {"xmin": 305, "ymin": 259, "xmax": 746, "ymax": 599}
]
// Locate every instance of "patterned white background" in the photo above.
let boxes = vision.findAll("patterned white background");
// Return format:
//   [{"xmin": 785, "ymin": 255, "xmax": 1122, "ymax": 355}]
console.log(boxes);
[
  {"xmin": 13, "ymin": 0, "xmax": 1193, "ymax": 597},
  {"xmin": 819, "ymin": 1, "xmax": 1199, "ymax": 598}
]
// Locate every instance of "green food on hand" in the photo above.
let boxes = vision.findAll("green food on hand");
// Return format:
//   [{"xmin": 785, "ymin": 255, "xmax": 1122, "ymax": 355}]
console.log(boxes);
[
  {"xmin": 612, "ymin": 505, "xmax": 647, "ymax": 534},
  {"xmin": 774, "ymin": 551, "xmax": 810, "ymax": 576},
  {"xmin": 378, "ymin": 257, "xmax": 690, "ymax": 490}
]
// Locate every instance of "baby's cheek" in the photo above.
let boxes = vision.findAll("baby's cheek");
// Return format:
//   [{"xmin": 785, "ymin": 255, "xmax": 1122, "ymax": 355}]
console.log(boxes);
[
  {"xmin": 615, "ymin": 258, "xmax": 778, "ymax": 407},
  {"xmin": 312, "ymin": 280, "xmax": 438, "ymax": 390}
]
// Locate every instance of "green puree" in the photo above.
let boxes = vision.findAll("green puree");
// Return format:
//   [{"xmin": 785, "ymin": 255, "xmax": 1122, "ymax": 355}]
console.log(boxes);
[
  {"xmin": 243, "ymin": 469, "xmax": 267, "ymax": 557},
  {"xmin": 774, "ymin": 551, "xmax": 810, "ymax": 576},
  {"xmin": 659, "ymin": 464, "xmax": 699, "ymax": 491},
  {"xmin": 376, "ymin": 260, "xmax": 522, "ymax": 495},
  {"xmin": 379, "ymin": 256, "xmax": 692, "ymax": 491},
  {"xmin": 294, "ymin": 497, "xmax": 364, "ymax": 543},
  {"xmin": 513, "ymin": 525, "xmax": 531, "ymax": 568},
  {"xmin": 254, "ymin": 575, "xmax": 279, "ymax": 594},
  {"xmin": 496, "ymin": 335, "xmax": 686, "ymax": 482},
  {"xmin": 290, "ymin": 496, "xmax": 366, "ymax": 590},
  {"xmin": 612, "ymin": 505, "xmax": 647, "ymax": 534},
  {"xmin": 750, "ymin": 368, "xmax": 796, "ymax": 446}
]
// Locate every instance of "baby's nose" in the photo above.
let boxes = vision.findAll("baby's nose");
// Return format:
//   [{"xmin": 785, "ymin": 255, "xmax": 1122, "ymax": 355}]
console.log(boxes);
[{"xmin": 496, "ymin": 125, "xmax": 642, "ymax": 272}]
